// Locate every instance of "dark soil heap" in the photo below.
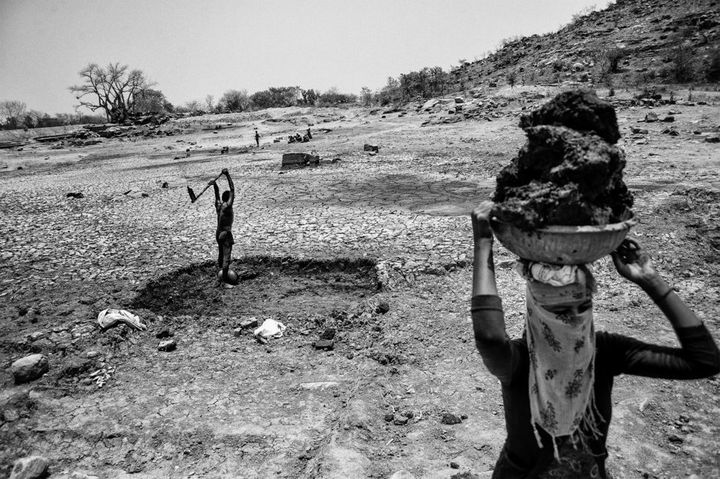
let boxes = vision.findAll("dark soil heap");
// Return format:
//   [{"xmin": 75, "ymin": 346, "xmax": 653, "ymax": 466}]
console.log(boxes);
[{"xmin": 492, "ymin": 90, "xmax": 634, "ymax": 229}]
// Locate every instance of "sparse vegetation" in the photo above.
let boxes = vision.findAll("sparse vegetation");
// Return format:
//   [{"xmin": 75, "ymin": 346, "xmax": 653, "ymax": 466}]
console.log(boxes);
[
  {"xmin": 132, "ymin": 89, "xmax": 173, "ymax": 114},
  {"xmin": 672, "ymin": 45, "xmax": 696, "ymax": 83},
  {"xmin": 217, "ymin": 89, "xmax": 249, "ymax": 113},
  {"xmin": 318, "ymin": 88, "xmax": 357, "ymax": 106},
  {"xmin": 506, "ymin": 71, "xmax": 517, "ymax": 88},
  {"xmin": 0, "ymin": 100, "xmax": 103, "ymax": 130},
  {"xmin": 706, "ymin": 47, "xmax": 720, "ymax": 82}
]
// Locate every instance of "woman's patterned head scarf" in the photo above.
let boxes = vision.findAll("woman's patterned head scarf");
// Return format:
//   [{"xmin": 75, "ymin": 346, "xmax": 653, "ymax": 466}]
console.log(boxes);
[{"xmin": 517, "ymin": 261, "xmax": 604, "ymax": 459}]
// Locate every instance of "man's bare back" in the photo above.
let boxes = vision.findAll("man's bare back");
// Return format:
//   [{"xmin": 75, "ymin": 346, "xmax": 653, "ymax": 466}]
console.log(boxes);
[{"xmin": 211, "ymin": 169, "xmax": 235, "ymax": 283}]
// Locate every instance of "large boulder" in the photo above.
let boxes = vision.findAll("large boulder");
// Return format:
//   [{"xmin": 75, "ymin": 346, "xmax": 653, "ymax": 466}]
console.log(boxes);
[
  {"xmin": 281, "ymin": 153, "xmax": 320, "ymax": 169},
  {"xmin": 11, "ymin": 354, "xmax": 49, "ymax": 384},
  {"xmin": 9, "ymin": 455, "xmax": 49, "ymax": 479}
]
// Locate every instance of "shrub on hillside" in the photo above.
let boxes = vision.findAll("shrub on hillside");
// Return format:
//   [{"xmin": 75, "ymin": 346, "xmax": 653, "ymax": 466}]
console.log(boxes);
[
  {"xmin": 671, "ymin": 45, "xmax": 696, "ymax": 83},
  {"xmin": 217, "ymin": 90, "xmax": 250, "ymax": 113},
  {"xmin": 706, "ymin": 48, "xmax": 720, "ymax": 82},
  {"xmin": 318, "ymin": 88, "xmax": 357, "ymax": 106}
]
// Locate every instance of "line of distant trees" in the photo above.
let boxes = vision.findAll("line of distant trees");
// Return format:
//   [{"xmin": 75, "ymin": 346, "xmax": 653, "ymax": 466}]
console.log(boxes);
[
  {"xmin": 1, "ymin": 62, "xmax": 455, "ymax": 129},
  {"xmin": 0, "ymin": 100, "xmax": 104, "ymax": 131}
]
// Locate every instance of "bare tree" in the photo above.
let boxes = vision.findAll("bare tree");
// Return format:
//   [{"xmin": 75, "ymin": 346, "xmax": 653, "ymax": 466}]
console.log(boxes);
[
  {"xmin": 184, "ymin": 100, "xmax": 202, "ymax": 114},
  {"xmin": 0, "ymin": 100, "xmax": 27, "ymax": 129},
  {"xmin": 69, "ymin": 63, "xmax": 152, "ymax": 123}
]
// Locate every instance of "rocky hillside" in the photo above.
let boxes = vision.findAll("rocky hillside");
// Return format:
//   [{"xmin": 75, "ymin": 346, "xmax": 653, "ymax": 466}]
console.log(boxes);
[{"xmin": 451, "ymin": 0, "xmax": 720, "ymax": 89}]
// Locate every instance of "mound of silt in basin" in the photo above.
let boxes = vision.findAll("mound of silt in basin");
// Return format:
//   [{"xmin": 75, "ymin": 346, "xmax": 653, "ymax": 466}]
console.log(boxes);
[{"xmin": 492, "ymin": 90, "xmax": 634, "ymax": 230}]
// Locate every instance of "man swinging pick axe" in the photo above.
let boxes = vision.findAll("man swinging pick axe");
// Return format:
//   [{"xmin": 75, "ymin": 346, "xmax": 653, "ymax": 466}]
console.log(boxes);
[{"xmin": 208, "ymin": 168, "xmax": 237, "ymax": 285}]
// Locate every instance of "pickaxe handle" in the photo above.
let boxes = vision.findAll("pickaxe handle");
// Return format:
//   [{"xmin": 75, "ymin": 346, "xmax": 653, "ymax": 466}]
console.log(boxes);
[{"xmin": 188, "ymin": 172, "xmax": 223, "ymax": 203}]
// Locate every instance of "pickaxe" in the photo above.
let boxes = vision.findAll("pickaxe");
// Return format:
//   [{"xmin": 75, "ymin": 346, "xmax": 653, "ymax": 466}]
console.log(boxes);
[{"xmin": 187, "ymin": 172, "xmax": 223, "ymax": 203}]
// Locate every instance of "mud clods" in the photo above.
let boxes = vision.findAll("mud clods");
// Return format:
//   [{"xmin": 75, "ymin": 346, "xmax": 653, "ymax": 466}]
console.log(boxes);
[
  {"xmin": 493, "ymin": 90, "xmax": 633, "ymax": 229},
  {"xmin": 519, "ymin": 89, "xmax": 620, "ymax": 144}
]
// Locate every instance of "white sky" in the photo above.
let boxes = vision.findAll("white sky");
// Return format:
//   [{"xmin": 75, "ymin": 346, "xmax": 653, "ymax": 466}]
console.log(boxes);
[{"xmin": 0, "ymin": 0, "xmax": 611, "ymax": 115}]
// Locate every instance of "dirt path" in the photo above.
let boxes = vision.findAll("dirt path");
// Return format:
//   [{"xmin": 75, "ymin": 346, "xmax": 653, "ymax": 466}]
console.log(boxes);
[{"xmin": 1, "ymin": 92, "xmax": 719, "ymax": 478}]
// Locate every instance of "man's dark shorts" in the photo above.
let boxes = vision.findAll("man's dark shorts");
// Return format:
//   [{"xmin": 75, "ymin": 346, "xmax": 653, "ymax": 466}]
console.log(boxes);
[{"xmin": 217, "ymin": 230, "xmax": 234, "ymax": 246}]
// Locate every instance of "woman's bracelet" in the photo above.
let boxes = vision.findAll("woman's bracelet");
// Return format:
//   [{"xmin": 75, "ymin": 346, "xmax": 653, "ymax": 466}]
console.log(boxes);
[{"xmin": 650, "ymin": 287, "xmax": 674, "ymax": 303}]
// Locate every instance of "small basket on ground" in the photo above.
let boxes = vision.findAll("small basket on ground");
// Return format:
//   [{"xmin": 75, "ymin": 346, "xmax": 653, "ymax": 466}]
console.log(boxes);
[{"xmin": 490, "ymin": 216, "xmax": 636, "ymax": 265}]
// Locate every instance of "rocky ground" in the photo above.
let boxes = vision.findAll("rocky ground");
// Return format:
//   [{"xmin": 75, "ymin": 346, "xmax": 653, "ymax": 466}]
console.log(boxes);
[{"xmin": 1, "ymin": 86, "xmax": 719, "ymax": 478}]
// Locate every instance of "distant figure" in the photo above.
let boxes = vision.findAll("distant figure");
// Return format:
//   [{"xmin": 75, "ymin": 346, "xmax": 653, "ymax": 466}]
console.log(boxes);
[
  {"xmin": 306, "ymin": 127, "xmax": 312, "ymax": 140},
  {"xmin": 210, "ymin": 169, "xmax": 235, "ymax": 284},
  {"xmin": 255, "ymin": 130, "xmax": 260, "ymax": 147}
]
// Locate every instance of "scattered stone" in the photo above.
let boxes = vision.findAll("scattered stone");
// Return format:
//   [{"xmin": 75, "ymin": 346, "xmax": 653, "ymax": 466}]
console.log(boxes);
[
  {"xmin": 66, "ymin": 192, "xmax": 84, "ymax": 199},
  {"xmin": 320, "ymin": 328, "xmax": 336, "ymax": 340},
  {"xmin": 644, "ymin": 112, "xmax": 659, "ymax": 122},
  {"xmin": 313, "ymin": 339, "xmax": 334, "ymax": 351},
  {"xmin": 450, "ymin": 462, "xmax": 460, "ymax": 469},
  {"xmin": 3, "ymin": 408, "xmax": 20, "ymax": 422},
  {"xmin": 662, "ymin": 115, "xmax": 675, "ymax": 122},
  {"xmin": 233, "ymin": 327, "xmax": 243, "ymax": 337},
  {"xmin": 220, "ymin": 146, "xmax": 229, "ymax": 154},
  {"xmin": 389, "ymin": 471, "xmax": 416, "ymax": 479},
  {"xmin": 27, "ymin": 331, "xmax": 45, "ymax": 341},
  {"xmin": 421, "ymin": 99, "xmax": 439, "ymax": 111},
  {"xmin": 59, "ymin": 357, "xmax": 94, "ymax": 378},
  {"xmin": 375, "ymin": 302, "xmax": 390, "ymax": 314},
  {"xmin": 331, "ymin": 158, "xmax": 341, "ymax": 163},
  {"xmin": 630, "ymin": 127, "xmax": 648, "ymax": 134},
  {"xmin": 239, "ymin": 317, "xmax": 259, "ymax": 329},
  {"xmin": 667, "ymin": 433, "xmax": 684, "ymax": 443},
  {"xmin": 161, "ymin": 182, "xmax": 169, "ymax": 188},
  {"xmin": 155, "ymin": 328, "xmax": 173, "ymax": 339},
  {"xmin": 384, "ymin": 413, "xmax": 395, "ymax": 422},
  {"xmin": 704, "ymin": 136, "xmax": 720, "ymax": 143},
  {"xmin": 662, "ymin": 128, "xmax": 679, "ymax": 136},
  {"xmin": 393, "ymin": 415, "xmax": 409, "ymax": 426},
  {"xmin": 363, "ymin": 144, "xmax": 380, "ymax": 153},
  {"xmin": 441, "ymin": 413, "xmax": 463, "ymax": 425},
  {"xmin": 9, "ymin": 455, "xmax": 49, "ymax": 479},
  {"xmin": 157, "ymin": 339, "xmax": 177, "ymax": 352},
  {"xmin": 11, "ymin": 354, "xmax": 49, "ymax": 384},
  {"xmin": 450, "ymin": 472, "xmax": 480, "ymax": 479}
]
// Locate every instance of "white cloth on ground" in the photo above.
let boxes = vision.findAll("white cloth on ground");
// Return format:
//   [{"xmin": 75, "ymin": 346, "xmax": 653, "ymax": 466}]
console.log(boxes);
[
  {"xmin": 97, "ymin": 309, "xmax": 147, "ymax": 331},
  {"xmin": 253, "ymin": 318, "xmax": 287, "ymax": 339}
]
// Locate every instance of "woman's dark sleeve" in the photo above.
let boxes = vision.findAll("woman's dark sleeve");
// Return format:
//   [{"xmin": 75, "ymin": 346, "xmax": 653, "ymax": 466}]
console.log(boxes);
[
  {"xmin": 471, "ymin": 295, "xmax": 520, "ymax": 385},
  {"xmin": 603, "ymin": 324, "xmax": 720, "ymax": 379}
]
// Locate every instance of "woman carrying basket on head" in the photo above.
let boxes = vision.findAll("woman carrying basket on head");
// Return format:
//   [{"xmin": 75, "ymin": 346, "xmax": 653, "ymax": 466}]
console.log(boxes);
[{"xmin": 470, "ymin": 201, "xmax": 720, "ymax": 478}]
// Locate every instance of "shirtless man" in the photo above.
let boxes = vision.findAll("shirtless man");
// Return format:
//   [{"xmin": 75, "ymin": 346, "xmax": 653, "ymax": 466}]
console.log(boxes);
[{"xmin": 210, "ymin": 169, "xmax": 235, "ymax": 283}]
